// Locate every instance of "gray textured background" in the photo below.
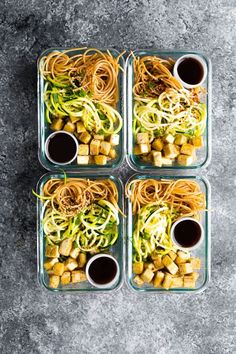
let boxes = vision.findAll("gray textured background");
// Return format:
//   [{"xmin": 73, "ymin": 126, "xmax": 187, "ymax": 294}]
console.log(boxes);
[{"xmin": 0, "ymin": 0, "xmax": 236, "ymax": 353}]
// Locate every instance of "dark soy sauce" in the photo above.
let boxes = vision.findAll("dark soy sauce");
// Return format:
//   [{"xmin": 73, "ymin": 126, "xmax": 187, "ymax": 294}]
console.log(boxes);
[
  {"xmin": 89, "ymin": 257, "xmax": 117, "ymax": 284},
  {"xmin": 48, "ymin": 132, "xmax": 77, "ymax": 163},
  {"xmin": 174, "ymin": 220, "xmax": 201, "ymax": 248},
  {"xmin": 177, "ymin": 58, "xmax": 204, "ymax": 85}
]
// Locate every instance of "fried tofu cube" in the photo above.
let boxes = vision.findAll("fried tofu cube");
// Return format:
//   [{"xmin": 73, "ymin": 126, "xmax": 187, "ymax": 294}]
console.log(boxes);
[
  {"xmin": 93, "ymin": 134, "xmax": 104, "ymax": 141},
  {"xmin": 162, "ymin": 273, "xmax": 172, "ymax": 289},
  {"xmin": 164, "ymin": 134, "xmax": 175, "ymax": 144},
  {"xmin": 175, "ymin": 134, "xmax": 188, "ymax": 145},
  {"xmin": 175, "ymin": 251, "xmax": 190, "ymax": 265},
  {"xmin": 139, "ymin": 143, "xmax": 150, "ymax": 154},
  {"xmin": 76, "ymin": 122, "xmax": 86, "ymax": 133},
  {"xmin": 77, "ymin": 155, "xmax": 89, "ymax": 164},
  {"xmin": 177, "ymin": 154, "xmax": 193, "ymax": 166},
  {"xmin": 152, "ymin": 138, "xmax": 163, "ymax": 151},
  {"xmin": 88, "ymin": 155, "xmax": 94, "ymax": 164},
  {"xmin": 69, "ymin": 115, "xmax": 80, "ymax": 123},
  {"xmin": 162, "ymin": 255, "xmax": 178, "ymax": 275},
  {"xmin": 140, "ymin": 269, "xmax": 154, "ymax": 283},
  {"xmin": 78, "ymin": 253, "xmax": 87, "ymax": 268},
  {"xmin": 45, "ymin": 245, "xmax": 60, "ymax": 258},
  {"xmin": 65, "ymin": 257, "xmax": 78, "ymax": 271},
  {"xmin": 170, "ymin": 277, "xmax": 184, "ymax": 288},
  {"xmin": 132, "ymin": 262, "xmax": 144, "ymax": 275},
  {"xmin": 49, "ymin": 275, "xmax": 60, "ymax": 289},
  {"xmin": 153, "ymin": 256, "xmax": 164, "ymax": 270},
  {"xmin": 191, "ymin": 136, "xmax": 204, "ymax": 148},
  {"xmin": 46, "ymin": 269, "xmax": 54, "ymax": 275},
  {"xmin": 190, "ymin": 258, "xmax": 201, "ymax": 270},
  {"xmin": 144, "ymin": 262, "xmax": 156, "ymax": 272},
  {"xmin": 110, "ymin": 134, "xmax": 120, "ymax": 146},
  {"xmin": 180, "ymin": 143, "xmax": 195, "ymax": 156},
  {"xmin": 168, "ymin": 250, "xmax": 177, "ymax": 261},
  {"xmin": 63, "ymin": 121, "xmax": 75, "ymax": 133},
  {"xmin": 191, "ymin": 272, "xmax": 200, "ymax": 281},
  {"xmin": 133, "ymin": 275, "xmax": 144, "ymax": 286},
  {"xmin": 70, "ymin": 247, "xmax": 80, "ymax": 259},
  {"xmin": 179, "ymin": 262, "xmax": 193, "ymax": 275},
  {"xmin": 79, "ymin": 131, "xmax": 91, "ymax": 144},
  {"xmin": 136, "ymin": 132, "xmax": 149, "ymax": 144},
  {"xmin": 99, "ymin": 141, "xmax": 111, "ymax": 155},
  {"xmin": 61, "ymin": 271, "xmax": 71, "ymax": 285},
  {"xmin": 71, "ymin": 270, "xmax": 87, "ymax": 283},
  {"xmin": 90, "ymin": 139, "xmax": 100, "ymax": 155},
  {"xmin": 50, "ymin": 118, "xmax": 64, "ymax": 131},
  {"xmin": 163, "ymin": 144, "xmax": 179, "ymax": 158},
  {"xmin": 44, "ymin": 258, "xmax": 58, "ymax": 271},
  {"xmin": 59, "ymin": 239, "xmax": 73, "ymax": 256},
  {"xmin": 78, "ymin": 144, "xmax": 89, "ymax": 156},
  {"xmin": 53, "ymin": 262, "xmax": 65, "ymax": 276},
  {"xmin": 133, "ymin": 145, "xmax": 142, "ymax": 155},
  {"xmin": 183, "ymin": 276, "xmax": 196, "ymax": 288},
  {"xmin": 152, "ymin": 151, "xmax": 162, "ymax": 167},
  {"xmin": 153, "ymin": 271, "xmax": 165, "ymax": 288},
  {"xmin": 108, "ymin": 148, "xmax": 117, "ymax": 159},
  {"xmin": 94, "ymin": 155, "xmax": 107, "ymax": 165},
  {"xmin": 161, "ymin": 157, "xmax": 173, "ymax": 165}
]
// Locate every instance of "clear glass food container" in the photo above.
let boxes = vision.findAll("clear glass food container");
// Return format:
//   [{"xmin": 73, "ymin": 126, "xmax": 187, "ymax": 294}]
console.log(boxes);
[
  {"xmin": 126, "ymin": 174, "xmax": 211, "ymax": 293},
  {"xmin": 37, "ymin": 172, "xmax": 124, "ymax": 292},
  {"xmin": 37, "ymin": 48, "xmax": 125, "ymax": 171},
  {"xmin": 126, "ymin": 50, "xmax": 212, "ymax": 171}
]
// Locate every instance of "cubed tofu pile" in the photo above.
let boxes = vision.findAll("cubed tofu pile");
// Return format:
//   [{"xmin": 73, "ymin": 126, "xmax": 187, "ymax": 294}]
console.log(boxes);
[
  {"xmin": 133, "ymin": 249, "xmax": 201, "ymax": 290},
  {"xmin": 44, "ymin": 240, "xmax": 87, "ymax": 289},
  {"xmin": 50, "ymin": 117, "xmax": 119, "ymax": 166},
  {"xmin": 134, "ymin": 132, "xmax": 204, "ymax": 167}
]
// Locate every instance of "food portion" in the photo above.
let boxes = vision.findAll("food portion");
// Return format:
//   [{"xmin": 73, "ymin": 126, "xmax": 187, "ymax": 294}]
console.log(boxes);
[
  {"xmin": 37, "ymin": 178, "xmax": 122, "ymax": 289},
  {"xmin": 39, "ymin": 48, "xmax": 123, "ymax": 165},
  {"xmin": 132, "ymin": 55, "xmax": 207, "ymax": 167},
  {"xmin": 126, "ymin": 178, "xmax": 206, "ymax": 290}
]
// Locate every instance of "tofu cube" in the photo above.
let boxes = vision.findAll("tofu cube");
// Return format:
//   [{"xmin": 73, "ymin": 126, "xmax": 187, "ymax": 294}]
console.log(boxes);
[
  {"xmin": 49, "ymin": 275, "xmax": 60, "ymax": 289},
  {"xmin": 76, "ymin": 122, "xmax": 86, "ymax": 133},
  {"xmin": 144, "ymin": 262, "xmax": 156, "ymax": 272},
  {"xmin": 170, "ymin": 277, "xmax": 184, "ymax": 288},
  {"xmin": 71, "ymin": 270, "xmax": 87, "ymax": 283},
  {"xmin": 153, "ymin": 271, "xmax": 165, "ymax": 288},
  {"xmin": 78, "ymin": 253, "xmax": 87, "ymax": 268},
  {"xmin": 136, "ymin": 132, "xmax": 149, "ymax": 144},
  {"xmin": 162, "ymin": 255, "xmax": 178, "ymax": 275},
  {"xmin": 59, "ymin": 238, "xmax": 73, "ymax": 256},
  {"xmin": 132, "ymin": 262, "xmax": 144, "ymax": 275},
  {"xmin": 161, "ymin": 157, "xmax": 173, "ymax": 166},
  {"xmin": 77, "ymin": 155, "xmax": 89, "ymax": 165},
  {"xmin": 108, "ymin": 148, "xmax": 117, "ymax": 159},
  {"xmin": 44, "ymin": 258, "xmax": 58, "ymax": 271},
  {"xmin": 79, "ymin": 131, "xmax": 91, "ymax": 144},
  {"xmin": 162, "ymin": 273, "xmax": 172, "ymax": 289},
  {"xmin": 69, "ymin": 115, "xmax": 80, "ymax": 123},
  {"xmin": 133, "ymin": 275, "xmax": 144, "ymax": 286},
  {"xmin": 78, "ymin": 144, "xmax": 89, "ymax": 156},
  {"xmin": 191, "ymin": 136, "xmax": 204, "ymax": 148},
  {"xmin": 153, "ymin": 256, "xmax": 164, "ymax": 270},
  {"xmin": 164, "ymin": 134, "xmax": 175, "ymax": 144},
  {"xmin": 163, "ymin": 144, "xmax": 179, "ymax": 158},
  {"xmin": 175, "ymin": 134, "xmax": 188, "ymax": 145},
  {"xmin": 100, "ymin": 141, "xmax": 111, "ymax": 155},
  {"xmin": 179, "ymin": 262, "xmax": 193, "ymax": 275},
  {"xmin": 177, "ymin": 154, "xmax": 193, "ymax": 166},
  {"xmin": 139, "ymin": 143, "xmax": 150, "ymax": 154},
  {"xmin": 152, "ymin": 151, "xmax": 162, "ymax": 167},
  {"xmin": 94, "ymin": 155, "xmax": 107, "ymax": 165},
  {"xmin": 90, "ymin": 139, "xmax": 100, "ymax": 155},
  {"xmin": 70, "ymin": 247, "xmax": 80, "ymax": 259},
  {"xmin": 88, "ymin": 155, "xmax": 94, "ymax": 164},
  {"xmin": 109, "ymin": 134, "xmax": 120, "ymax": 146},
  {"xmin": 45, "ymin": 245, "xmax": 60, "ymax": 258},
  {"xmin": 190, "ymin": 258, "xmax": 201, "ymax": 270},
  {"xmin": 168, "ymin": 250, "xmax": 177, "ymax": 261},
  {"xmin": 133, "ymin": 145, "xmax": 142, "ymax": 155},
  {"xmin": 53, "ymin": 262, "xmax": 65, "ymax": 276},
  {"xmin": 152, "ymin": 138, "xmax": 163, "ymax": 151},
  {"xmin": 61, "ymin": 271, "xmax": 71, "ymax": 285},
  {"xmin": 93, "ymin": 134, "xmax": 104, "ymax": 141},
  {"xmin": 64, "ymin": 257, "xmax": 78, "ymax": 271},
  {"xmin": 63, "ymin": 121, "xmax": 75, "ymax": 133},
  {"xmin": 180, "ymin": 143, "xmax": 195, "ymax": 156},
  {"xmin": 175, "ymin": 251, "xmax": 190, "ymax": 265},
  {"xmin": 140, "ymin": 268, "xmax": 154, "ymax": 283},
  {"xmin": 191, "ymin": 272, "xmax": 200, "ymax": 281},
  {"xmin": 50, "ymin": 118, "xmax": 64, "ymax": 131},
  {"xmin": 183, "ymin": 276, "xmax": 196, "ymax": 288}
]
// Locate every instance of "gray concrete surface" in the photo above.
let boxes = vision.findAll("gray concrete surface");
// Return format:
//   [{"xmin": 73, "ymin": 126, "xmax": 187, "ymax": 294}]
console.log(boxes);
[{"xmin": 0, "ymin": 0, "xmax": 235, "ymax": 353}]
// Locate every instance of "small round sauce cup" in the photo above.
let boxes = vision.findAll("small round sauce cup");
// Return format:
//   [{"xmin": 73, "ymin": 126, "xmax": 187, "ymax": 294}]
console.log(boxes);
[{"xmin": 45, "ymin": 131, "xmax": 78, "ymax": 165}]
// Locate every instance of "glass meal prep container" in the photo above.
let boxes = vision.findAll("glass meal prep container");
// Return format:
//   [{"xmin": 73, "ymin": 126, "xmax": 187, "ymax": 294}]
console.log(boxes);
[
  {"xmin": 126, "ymin": 174, "xmax": 211, "ymax": 293},
  {"xmin": 126, "ymin": 50, "xmax": 212, "ymax": 171},
  {"xmin": 37, "ymin": 47, "xmax": 125, "ymax": 171},
  {"xmin": 36, "ymin": 172, "xmax": 124, "ymax": 292}
]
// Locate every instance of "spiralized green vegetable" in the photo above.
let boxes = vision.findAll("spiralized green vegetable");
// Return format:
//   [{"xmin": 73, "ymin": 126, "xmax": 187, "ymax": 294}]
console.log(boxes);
[
  {"xmin": 133, "ymin": 203, "xmax": 176, "ymax": 262},
  {"xmin": 133, "ymin": 88, "xmax": 206, "ymax": 139}
]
